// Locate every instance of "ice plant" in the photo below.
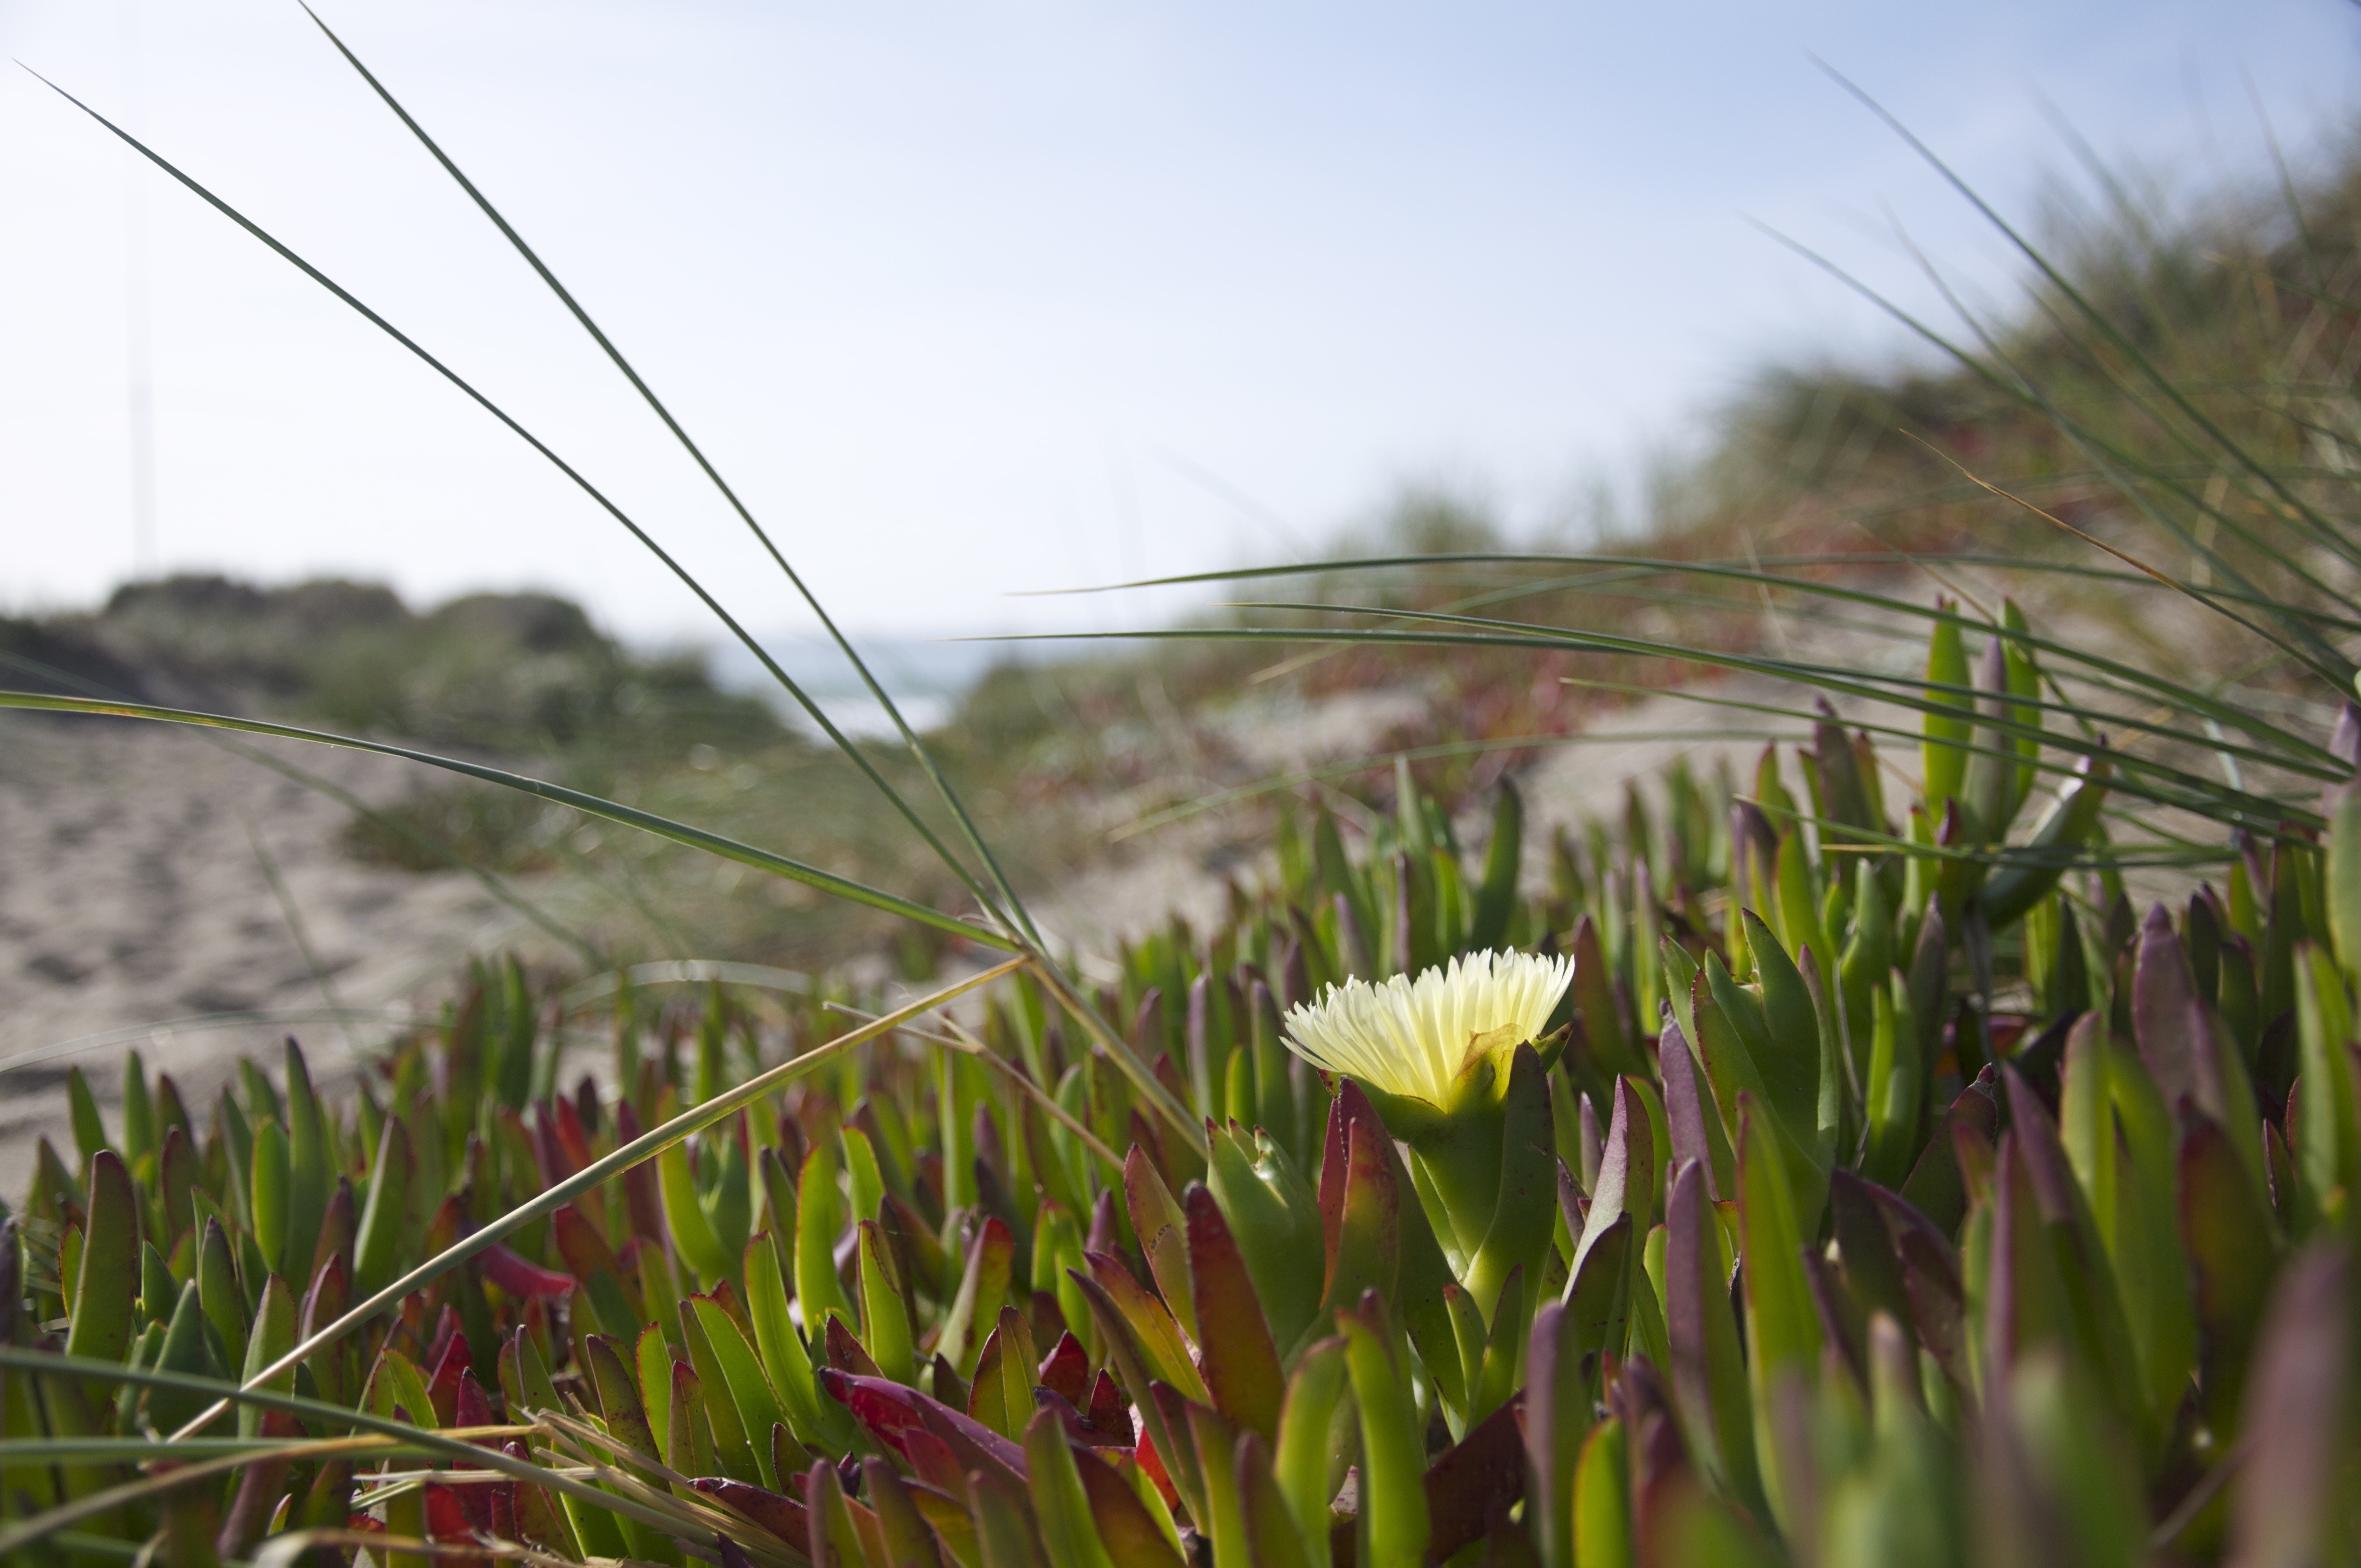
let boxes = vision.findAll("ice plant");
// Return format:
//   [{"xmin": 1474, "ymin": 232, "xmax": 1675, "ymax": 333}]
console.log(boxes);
[
  {"xmin": 1285, "ymin": 950, "xmax": 1574, "ymax": 1314},
  {"xmin": 1280, "ymin": 949, "xmax": 1575, "ymax": 1107}
]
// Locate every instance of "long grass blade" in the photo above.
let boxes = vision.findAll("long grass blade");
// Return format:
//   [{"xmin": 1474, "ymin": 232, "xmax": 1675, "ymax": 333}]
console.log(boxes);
[
  {"xmin": 1748, "ymin": 215, "xmax": 2361, "ymax": 656},
  {"xmin": 1045, "ymin": 553, "xmax": 2344, "ymax": 763},
  {"xmin": 1820, "ymin": 63, "xmax": 2361, "ymax": 590},
  {"xmin": 1218, "ymin": 597, "xmax": 2322, "ymax": 825},
  {"xmin": 1872, "ymin": 204, "xmax": 2358, "ymax": 675},
  {"xmin": 991, "ymin": 614, "xmax": 2331, "ymax": 825},
  {"xmin": 295, "ymin": 9, "xmax": 1043, "ymax": 949}
]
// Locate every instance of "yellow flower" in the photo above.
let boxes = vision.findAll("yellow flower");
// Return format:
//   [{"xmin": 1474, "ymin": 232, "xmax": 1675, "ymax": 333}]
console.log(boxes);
[{"xmin": 1280, "ymin": 950, "xmax": 1574, "ymax": 1106}]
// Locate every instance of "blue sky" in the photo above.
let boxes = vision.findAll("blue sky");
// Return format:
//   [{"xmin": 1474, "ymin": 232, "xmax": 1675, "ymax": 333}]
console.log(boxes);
[{"xmin": 1, "ymin": 1, "xmax": 2355, "ymax": 645}]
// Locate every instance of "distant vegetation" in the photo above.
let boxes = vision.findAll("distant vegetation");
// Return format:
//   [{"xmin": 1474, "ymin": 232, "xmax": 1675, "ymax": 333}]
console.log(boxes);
[{"xmin": 0, "ymin": 573, "xmax": 782, "ymax": 757}]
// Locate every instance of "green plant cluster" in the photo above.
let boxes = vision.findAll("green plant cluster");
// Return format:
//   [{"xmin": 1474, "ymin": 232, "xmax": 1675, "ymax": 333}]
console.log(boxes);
[
  {"xmin": 8, "ymin": 601, "xmax": 2360, "ymax": 1568},
  {"xmin": 10, "ymin": 17, "xmax": 2361, "ymax": 1568}
]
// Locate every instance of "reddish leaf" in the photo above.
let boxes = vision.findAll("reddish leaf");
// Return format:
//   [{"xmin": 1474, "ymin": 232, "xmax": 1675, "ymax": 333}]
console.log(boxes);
[
  {"xmin": 1085, "ymin": 1370, "xmax": 1134, "ymax": 1447},
  {"xmin": 1318, "ymin": 1084, "xmax": 1355, "ymax": 1268},
  {"xmin": 1425, "ymin": 1396, "xmax": 1526, "ymax": 1562},
  {"xmin": 531, "ymin": 1102, "xmax": 576, "ymax": 1189},
  {"xmin": 452, "ymin": 1369, "xmax": 494, "ymax": 1434},
  {"xmin": 423, "ymin": 1483, "xmax": 472, "ymax": 1540},
  {"xmin": 426, "ymin": 1321, "xmax": 471, "ymax": 1427},
  {"xmin": 1900, "ymin": 1066, "xmax": 1998, "ymax": 1234},
  {"xmin": 1658, "ymin": 1010, "xmax": 1723, "ymax": 1201},
  {"xmin": 1184, "ymin": 1183, "xmax": 1286, "ymax": 1441},
  {"xmin": 900, "ymin": 1427, "xmax": 972, "ymax": 1498},
  {"xmin": 1032, "ymin": 1387, "xmax": 1101, "ymax": 1446},
  {"xmin": 1037, "ymin": 1331, "xmax": 1089, "ymax": 1408},
  {"xmin": 552, "ymin": 1204, "xmax": 622, "ymax": 1283},
  {"xmin": 423, "ymin": 1302, "xmax": 463, "ymax": 1375},
  {"xmin": 613, "ymin": 1100, "xmax": 667, "ymax": 1243},
  {"xmin": 1320, "ymin": 1106, "xmax": 1400, "ymax": 1315},
  {"xmin": 692, "ymin": 1478, "xmax": 809, "ymax": 1550},
  {"xmin": 1132, "ymin": 1422, "xmax": 1182, "ymax": 1512},
  {"xmin": 2135, "ymin": 902, "xmax": 2216, "ymax": 1112},
  {"xmin": 1073, "ymin": 1442, "xmax": 1187, "ymax": 1568},
  {"xmin": 481, "ymin": 1244, "xmax": 575, "ymax": 1299},
  {"xmin": 823, "ymin": 1315, "xmax": 884, "ymax": 1380},
  {"xmin": 552, "ymin": 1094, "xmax": 595, "ymax": 1174},
  {"xmin": 819, "ymin": 1368, "xmax": 1029, "ymax": 1479}
]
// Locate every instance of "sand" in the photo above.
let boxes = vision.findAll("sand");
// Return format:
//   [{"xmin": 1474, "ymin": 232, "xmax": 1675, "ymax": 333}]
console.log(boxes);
[{"xmin": 0, "ymin": 715, "xmax": 562, "ymax": 1195}]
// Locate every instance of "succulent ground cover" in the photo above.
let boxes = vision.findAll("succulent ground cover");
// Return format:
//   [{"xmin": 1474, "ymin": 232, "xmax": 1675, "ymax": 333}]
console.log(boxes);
[
  {"xmin": 7, "ymin": 602, "xmax": 2360, "ymax": 1566},
  {"xmin": 9, "ymin": 17, "xmax": 2361, "ymax": 1568}
]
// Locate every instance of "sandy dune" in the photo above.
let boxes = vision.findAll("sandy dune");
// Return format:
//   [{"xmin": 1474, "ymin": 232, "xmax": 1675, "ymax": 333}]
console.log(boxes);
[{"xmin": 0, "ymin": 716, "xmax": 554, "ymax": 1194}]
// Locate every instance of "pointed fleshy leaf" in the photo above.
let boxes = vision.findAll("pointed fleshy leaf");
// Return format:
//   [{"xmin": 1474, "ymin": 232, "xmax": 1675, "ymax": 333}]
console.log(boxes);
[
  {"xmin": 1572, "ymin": 916, "xmax": 1646, "ymax": 1080},
  {"xmin": 938, "ymin": 1216, "xmax": 1017, "ymax": 1376},
  {"xmin": 862, "ymin": 1456, "xmax": 949, "ymax": 1568},
  {"xmin": 1184, "ymin": 1398, "xmax": 1250, "ymax": 1568},
  {"xmin": 2294, "ymin": 943, "xmax": 2359, "ymax": 1227},
  {"xmin": 351, "ymin": 1114, "xmax": 415, "ymax": 1300},
  {"xmin": 1320, "ymin": 1107, "xmax": 1400, "ymax": 1317},
  {"xmin": 1573, "ymin": 1077, "xmax": 1654, "ymax": 1286},
  {"xmin": 1181, "ymin": 1183, "xmax": 1285, "ymax": 1442},
  {"xmin": 1658, "ymin": 1010, "xmax": 1729, "ymax": 1201},
  {"xmin": 1525, "ymin": 1301, "xmax": 1586, "ymax": 1568},
  {"xmin": 1206, "ymin": 1118, "xmax": 1325, "ymax": 1357},
  {"xmin": 1124, "ymin": 1146, "xmax": 1196, "ymax": 1346},
  {"xmin": 1082, "ymin": 1251, "xmax": 1206, "ymax": 1401},
  {"xmin": 1900, "ymin": 1069, "xmax": 1999, "ymax": 1236},
  {"xmin": 692, "ymin": 1478, "xmax": 810, "ymax": 1553},
  {"xmin": 834, "ymin": 1363, "xmax": 1030, "ymax": 1473},
  {"xmin": 1424, "ymin": 1397, "xmax": 1527, "ymax": 1564},
  {"xmin": 1664, "ymin": 1158, "xmax": 1760, "ymax": 1516},
  {"xmin": 2135, "ymin": 903, "xmax": 2268, "ymax": 1202},
  {"xmin": 2180, "ymin": 1107, "xmax": 2282, "ymax": 1438},
  {"xmin": 1736, "ymin": 1097, "xmax": 1820, "ymax": 1537},
  {"xmin": 65, "ymin": 1150, "xmax": 138, "ymax": 1373},
  {"xmin": 690, "ymin": 1292, "xmax": 791, "ymax": 1487},
  {"xmin": 1467, "ymin": 1043, "xmax": 1560, "ymax": 1320},
  {"xmin": 1339, "ymin": 1294, "xmax": 1429, "ymax": 1568},
  {"xmin": 1236, "ymin": 1428, "xmax": 1314, "ymax": 1568},
  {"xmin": 858, "ymin": 1218, "xmax": 917, "ymax": 1384},
  {"xmin": 2228, "ymin": 1244, "xmax": 2353, "ymax": 1566},
  {"xmin": 969, "ymin": 1306, "xmax": 1039, "ymax": 1442}
]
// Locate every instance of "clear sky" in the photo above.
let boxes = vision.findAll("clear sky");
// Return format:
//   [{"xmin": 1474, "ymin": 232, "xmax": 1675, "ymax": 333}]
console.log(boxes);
[{"xmin": 2, "ymin": 1, "xmax": 2355, "ymax": 647}]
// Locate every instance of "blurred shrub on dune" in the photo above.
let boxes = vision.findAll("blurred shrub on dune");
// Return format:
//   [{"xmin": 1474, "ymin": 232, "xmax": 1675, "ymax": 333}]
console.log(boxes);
[{"xmin": 24, "ymin": 573, "xmax": 782, "ymax": 756}]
